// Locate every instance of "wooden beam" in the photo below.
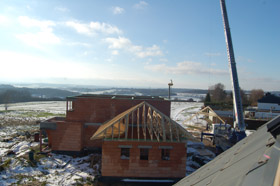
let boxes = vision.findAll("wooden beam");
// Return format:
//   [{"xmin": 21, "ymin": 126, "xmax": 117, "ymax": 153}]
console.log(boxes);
[
  {"xmin": 161, "ymin": 116, "xmax": 166, "ymax": 142},
  {"xmin": 111, "ymin": 125, "xmax": 114, "ymax": 139},
  {"xmin": 169, "ymin": 119, "xmax": 173, "ymax": 142},
  {"xmin": 152, "ymin": 111, "xmax": 160, "ymax": 142},
  {"xmin": 149, "ymin": 107, "xmax": 153, "ymax": 140},
  {"xmin": 131, "ymin": 111, "xmax": 134, "ymax": 140},
  {"xmin": 174, "ymin": 121, "xmax": 180, "ymax": 142},
  {"xmin": 143, "ymin": 104, "xmax": 146, "ymax": 141},
  {"xmin": 118, "ymin": 120, "xmax": 121, "ymax": 139},
  {"xmin": 137, "ymin": 108, "xmax": 140, "ymax": 141},
  {"xmin": 125, "ymin": 115, "xmax": 128, "ymax": 139},
  {"xmin": 104, "ymin": 128, "xmax": 107, "ymax": 139}
]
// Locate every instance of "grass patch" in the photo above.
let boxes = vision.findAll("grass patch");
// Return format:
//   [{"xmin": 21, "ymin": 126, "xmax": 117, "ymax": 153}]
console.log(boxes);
[
  {"xmin": 0, "ymin": 158, "xmax": 12, "ymax": 171},
  {"xmin": 0, "ymin": 110, "xmax": 14, "ymax": 114},
  {"xmin": 20, "ymin": 111, "xmax": 65, "ymax": 118}
]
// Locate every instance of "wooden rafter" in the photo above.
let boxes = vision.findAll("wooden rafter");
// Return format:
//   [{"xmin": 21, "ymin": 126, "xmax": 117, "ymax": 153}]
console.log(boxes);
[
  {"xmin": 183, "ymin": 106, "xmax": 225, "ymax": 126},
  {"xmin": 90, "ymin": 101, "xmax": 193, "ymax": 141}
]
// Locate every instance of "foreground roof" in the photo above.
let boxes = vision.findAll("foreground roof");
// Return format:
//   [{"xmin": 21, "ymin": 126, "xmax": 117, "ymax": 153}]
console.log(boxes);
[{"xmin": 175, "ymin": 116, "xmax": 280, "ymax": 186}]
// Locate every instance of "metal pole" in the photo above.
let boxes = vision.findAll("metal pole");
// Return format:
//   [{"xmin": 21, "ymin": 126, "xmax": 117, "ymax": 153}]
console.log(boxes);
[{"xmin": 168, "ymin": 80, "xmax": 173, "ymax": 100}]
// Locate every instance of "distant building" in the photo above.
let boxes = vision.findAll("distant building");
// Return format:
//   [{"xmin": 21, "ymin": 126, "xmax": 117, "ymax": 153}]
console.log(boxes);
[
  {"xmin": 245, "ymin": 93, "xmax": 280, "ymax": 120},
  {"xmin": 258, "ymin": 92, "xmax": 280, "ymax": 111},
  {"xmin": 40, "ymin": 94, "xmax": 190, "ymax": 181}
]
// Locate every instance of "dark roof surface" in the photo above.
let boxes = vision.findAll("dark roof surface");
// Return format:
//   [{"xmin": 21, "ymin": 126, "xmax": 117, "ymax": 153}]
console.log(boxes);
[
  {"xmin": 175, "ymin": 116, "xmax": 280, "ymax": 186},
  {"xmin": 258, "ymin": 93, "xmax": 280, "ymax": 104}
]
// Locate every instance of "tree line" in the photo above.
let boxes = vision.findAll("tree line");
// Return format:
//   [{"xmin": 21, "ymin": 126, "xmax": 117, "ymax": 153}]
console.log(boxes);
[
  {"xmin": 204, "ymin": 83, "xmax": 264, "ymax": 110},
  {"xmin": 0, "ymin": 89, "xmax": 66, "ymax": 111}
]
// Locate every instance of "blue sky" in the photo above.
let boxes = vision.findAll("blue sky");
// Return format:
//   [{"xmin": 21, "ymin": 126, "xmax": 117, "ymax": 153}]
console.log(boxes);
[{"xmin": 0, "ymin": 0, "xmax": 279, "ymax": 91}]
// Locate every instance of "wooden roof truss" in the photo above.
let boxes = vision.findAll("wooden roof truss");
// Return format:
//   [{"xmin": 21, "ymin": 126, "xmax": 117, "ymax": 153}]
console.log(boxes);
[{"xmin": 91, "ymin": 101, "xmax": 192, "ymax": 142}]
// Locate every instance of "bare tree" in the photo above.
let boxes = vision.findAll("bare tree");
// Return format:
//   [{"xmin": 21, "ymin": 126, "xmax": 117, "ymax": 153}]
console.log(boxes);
[
  {"xmin": 3, "ymin": 91, "xmax": 10, "ymax": 111},
  {"xmin": 209, "ymin": 83, "xmax": 227, "ymax": 102},
  {"xmin": 249, "ymin": 89, "xmax": 264, "ymax": 106}
]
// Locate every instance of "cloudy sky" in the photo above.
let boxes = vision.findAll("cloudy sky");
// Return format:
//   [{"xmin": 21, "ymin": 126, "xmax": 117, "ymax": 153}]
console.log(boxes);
[{"xmin": 0, "ymin": 0, "xmax": 279, "ymax": 90}]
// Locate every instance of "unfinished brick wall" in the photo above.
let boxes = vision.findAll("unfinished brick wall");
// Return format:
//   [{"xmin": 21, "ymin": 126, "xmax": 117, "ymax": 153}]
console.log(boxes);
[
  {"xmin": 48, "ymin": 121, "xmax": 83, "ymax": 151},
  {"xmin": 66, "ymin": 97, "xmax": 170, "ymax": 123},
  {"xmin": 101, "ymin": 141, "xmax": 186, "ymax": 178},
  {"xmin": 83, "ymin": 125, "xmax": 102, "ymax": 148},
  {"xmin": 43, "ymin": 96, "xmax": 171, "ymax": 153}
]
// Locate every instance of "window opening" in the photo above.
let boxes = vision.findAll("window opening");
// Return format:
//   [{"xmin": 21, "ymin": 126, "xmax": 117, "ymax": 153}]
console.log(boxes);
[
  {"xmin": 140, "ymin": 148, "xmax": 149, "ymax": 160},
  {"xmin": 67, "ymin": 101, "xmax": 73, "ymax": 111},
  {"xmin": 121, "ymin": 148, "xmax": 130, "ymax": 160},
  {"xmin": 161, "ymin": 149, "xmax": 170, "ymax": 160}
]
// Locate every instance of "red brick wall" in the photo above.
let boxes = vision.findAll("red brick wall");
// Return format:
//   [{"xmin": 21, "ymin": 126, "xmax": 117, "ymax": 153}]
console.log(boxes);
[
  {"xmin": 101, "ymin": 141, "xmax": 186, "ymax": 178},
  {"xmin": 48, "ymin": 121, "xmax": 83, "ymax": 151},
  {"xmin": 83, "ymin": 125, "xmax": 102, "ymax": 148},
  {"xmin": 66, "ymin": 98, "xmax": 170, "ymax": 123}
]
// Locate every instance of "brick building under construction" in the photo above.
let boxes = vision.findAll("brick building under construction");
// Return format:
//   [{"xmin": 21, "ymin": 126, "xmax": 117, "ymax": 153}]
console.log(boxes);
[{"xmin": 40, "ymin": 95, "xmax": 190, "ymax": 180}]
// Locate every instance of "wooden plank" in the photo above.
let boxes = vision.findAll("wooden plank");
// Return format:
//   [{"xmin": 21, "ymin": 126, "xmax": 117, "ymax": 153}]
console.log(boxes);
[
  {"xmin": 125, "ymin": 115, "xmax": 128, "ymax": 139},
  {"xmin": 104, "ymin": 128, "xmax": 107, "ymax": 139},
  {"xmin": 174, "ymin": 121, "xmax": 180, "ymax": 142},
  {"xmin": 152, "ymin": 111, "xmax": 160, "ymax": 142},
  {"xmin": 161, "ymin": 116, "xmax": 166, "ymax": 142},
  {"xmin": 169, "ymin": 119, "xmax": 173, "ymax": 142},
  {"xmin": 143, "ymin": 104, "xmax": 146, "ymax": 141},
  {"xmin": 131, "ymin": 111, "xmax": 134, "ymax": 140},
  {"xmin": 137, "ymin": 108, "xmax": 140, "ymax": 141},
  {"xmin": 111, "ymin": 125, "xmax": 114, "ymax": 139},
  {"xmin": 118, "ymin": 120, "xmax": 121, "ymax": 139},
  {"xmin": 149, "ymin": 107, "xmax": 153, "ymax": 140}
]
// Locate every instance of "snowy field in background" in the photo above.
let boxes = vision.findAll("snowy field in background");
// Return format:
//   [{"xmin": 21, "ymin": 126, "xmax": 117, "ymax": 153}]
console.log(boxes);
[{"xmin": 0, "ymin": 101, "xmax": 66, "ymax": 114}]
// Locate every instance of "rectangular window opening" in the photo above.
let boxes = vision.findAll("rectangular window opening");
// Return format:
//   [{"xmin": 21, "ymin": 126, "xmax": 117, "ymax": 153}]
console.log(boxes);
[
  {"xmin": 121, "ymin": 148, "xmax": 130, "ymax": 160},
  {"xmin": 67, "ymin": 101, "xmax": 74, "ymax": 111},
  {"xmin": 140, "ymin": 148, "xmax": 149, "ymax": 160},
  {"xmin": 161, "ymin": 149, "xmax": 170, "ymax": 160}
]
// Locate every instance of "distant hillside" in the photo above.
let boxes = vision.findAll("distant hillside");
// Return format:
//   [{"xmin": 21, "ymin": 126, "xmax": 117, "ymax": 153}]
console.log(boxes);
[{"xmin": 0, "ymin": 84, "xmax": 80, "ymax": 104}]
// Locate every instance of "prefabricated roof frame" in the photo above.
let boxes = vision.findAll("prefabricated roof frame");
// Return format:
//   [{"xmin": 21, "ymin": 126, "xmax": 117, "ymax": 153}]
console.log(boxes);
[{"xmin": 90, "ymin": 101, "xmax": 195, "ymax": 142}]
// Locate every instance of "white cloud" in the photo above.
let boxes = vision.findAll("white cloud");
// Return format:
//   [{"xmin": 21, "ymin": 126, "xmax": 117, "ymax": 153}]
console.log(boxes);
[
  {"xmin": 113, "ymin": 6, "xmax": 125, "ymax": 15},
  {"xmin": 90, "ymin": 22, "xmax": 122, "ymax": 34},
  {"xmin": 0, "ymin": 50, "xmax": 117, "ymax": 81},
  {"xmin": 145, "ymin": 61, "xmax": 228, "ymax": 75},
  {"xmin": 160, "ymin": 58, "xmax": 168, "ymax": 62},
  {"xmin": 67, "ymin": 42, "xmax": 91, "ymax": 47},
  {"xmin": 16, "ymin": 31, "xmax": 61, "ymax": 47},
  {"xmin": 16, "ymin": 16, "xmax": 60, "ymax": 48},
  {"xmin": 66, "ymin": 20, "xmax": 122, "ymax": 36},
  {"xmin": 55, "ymin": 7, "xmax": 69, "ymax": 12},
  {"xmin": 18, "ymin": 16, "xmax": 55, "ymax": 30},
  {"xmin": 134, "ymin": 45, "xmax": 163, "ymax": 58},
  {"xmin": 105, "ymin": 37, "xmax": 163, "ymax": 58},
  {"xmin": 105, "ymin": 37, "xmax": 131, "ymax": 49},
  {"xmin": 112, "ymin": 50, "xmax": 119, "ymax": 55},
  {"xmin": 66, "ymin": 21, "xmax": 91, "ymax": 35},
  {"xmin": 0, "ymin": 15, "xmax": 9, "ymax": 24},
  {"xmin": 26, "ymin": 5, "xmax": 32, "ymax": 10},
  {"xmin": 134, "ymin": 1, "xmax": 148, "ymax": 9}
]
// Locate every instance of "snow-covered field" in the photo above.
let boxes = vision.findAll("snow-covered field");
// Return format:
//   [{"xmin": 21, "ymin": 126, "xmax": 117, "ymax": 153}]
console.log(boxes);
[
  {"xmin": 171, "ymin": 102, "xmax": 203, "ymax": 124},
  {"xmin": 0, "ymin": 101, "xmax": 213, "ymax": 185}
]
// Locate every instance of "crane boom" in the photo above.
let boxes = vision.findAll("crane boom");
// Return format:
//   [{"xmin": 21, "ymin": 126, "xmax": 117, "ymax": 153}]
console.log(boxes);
[{"xmin": 220, "ymin": 0, "xmax": 245, "ymax": 131}]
